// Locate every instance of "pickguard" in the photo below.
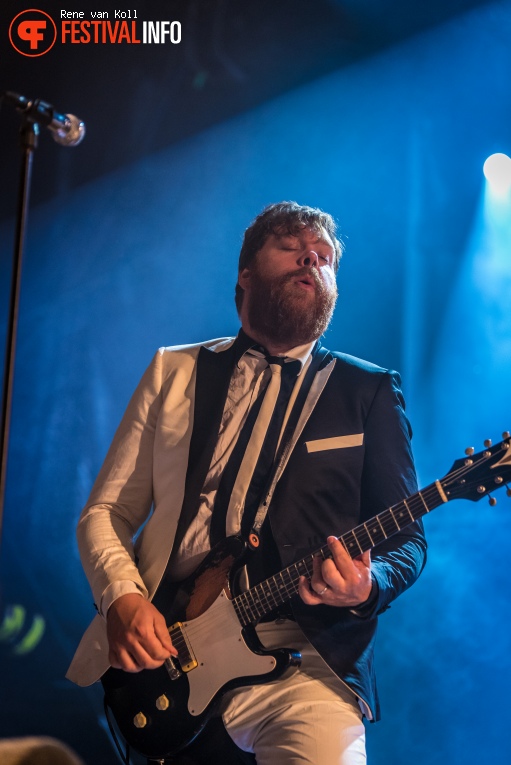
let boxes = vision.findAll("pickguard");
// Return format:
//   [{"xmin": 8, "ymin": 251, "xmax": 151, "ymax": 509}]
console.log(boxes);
[{"xmin": 184, "ymin": 589, "xmax": 277, "ymax": 715}]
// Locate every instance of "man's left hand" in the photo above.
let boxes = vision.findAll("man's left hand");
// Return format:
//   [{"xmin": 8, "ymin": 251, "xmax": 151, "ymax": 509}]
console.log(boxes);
[{"xmin": 298, "ymin": 536, "xmax": 372, "ymax": 607}]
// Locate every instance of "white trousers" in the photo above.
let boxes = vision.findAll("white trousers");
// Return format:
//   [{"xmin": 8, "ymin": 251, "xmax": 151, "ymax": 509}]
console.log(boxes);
[{"xmin": 221, "ymin": 621, "xmax": 367, "ymax": 765}]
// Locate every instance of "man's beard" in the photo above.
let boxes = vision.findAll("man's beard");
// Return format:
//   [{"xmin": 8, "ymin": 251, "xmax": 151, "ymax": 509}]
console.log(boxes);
[{"xmin": 247, "ymin": 265, "xmax": 338, "ymax": 348}]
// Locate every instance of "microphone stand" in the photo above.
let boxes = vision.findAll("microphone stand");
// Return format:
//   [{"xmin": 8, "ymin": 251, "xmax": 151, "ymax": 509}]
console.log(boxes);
[{"xmin": 0, "ymin": 114, "xmax": 39, "ymax": 556}]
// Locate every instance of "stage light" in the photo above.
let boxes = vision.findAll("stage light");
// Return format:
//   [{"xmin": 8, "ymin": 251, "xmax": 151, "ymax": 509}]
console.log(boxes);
[{"xmin": 483, "ymin": 153, "xmax": 511, "ymax": 196}]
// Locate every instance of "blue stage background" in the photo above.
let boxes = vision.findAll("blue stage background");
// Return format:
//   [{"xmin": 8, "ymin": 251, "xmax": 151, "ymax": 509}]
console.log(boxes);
[{"xmin": 1, "ymin": 2, "xmax": 511, "ymax": 763}]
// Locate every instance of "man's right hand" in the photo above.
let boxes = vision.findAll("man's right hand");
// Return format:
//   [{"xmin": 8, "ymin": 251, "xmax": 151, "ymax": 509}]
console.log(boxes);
[{"xmin": 106, "ymin": 593, "xmax": 177, "ymax": 673}]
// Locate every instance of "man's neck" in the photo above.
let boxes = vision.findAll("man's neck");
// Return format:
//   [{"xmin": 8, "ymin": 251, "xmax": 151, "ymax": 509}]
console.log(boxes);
[{"xmin": 240, "ymin": 324, "xmax": 317, "ymax": 357}]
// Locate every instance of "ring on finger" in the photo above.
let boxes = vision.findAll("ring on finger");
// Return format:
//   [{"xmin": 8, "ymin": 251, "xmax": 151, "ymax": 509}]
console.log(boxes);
[{"xmin": 318, "ymin": 586, "xmax": 329, "ymax": 596}]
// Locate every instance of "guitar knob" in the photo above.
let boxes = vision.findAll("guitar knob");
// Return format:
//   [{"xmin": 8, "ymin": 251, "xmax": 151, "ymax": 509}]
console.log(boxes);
[
  {"xmin": 488, "ymin": 496, "xmax": 497, "ymax": 507},
  {"xmin": 133, "ymin": 712, "xmax": 147, "ymax": 729},
  {"xmin": 484, "ymin": 439, "xmax": 492, "ymax": 448},
  {"xmin": 503, "ymin": 431, "xmax": 510, "ymax": 439},
  {"xmin": 465, "ymin": 447, "xmax": 475, "ymax": 456},
  {"xmin": 156, "ymin": 694, "xmax": 170, "ymax": 711}
]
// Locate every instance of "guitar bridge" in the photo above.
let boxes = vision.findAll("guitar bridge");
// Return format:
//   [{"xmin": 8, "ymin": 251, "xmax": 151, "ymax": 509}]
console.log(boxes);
[{"xmin": 168, "ymin": 621, "xmax": 198, "ymax": 673}]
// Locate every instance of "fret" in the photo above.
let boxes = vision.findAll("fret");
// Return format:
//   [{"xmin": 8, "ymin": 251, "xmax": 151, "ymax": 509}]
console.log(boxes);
[
  {"xmin": 435, "ymin": 479, "xmax": 448, "ymax": 503},
  {"xmin": 367, "ymin": 519, "xmax": 384, "ymax": 544},
  {"xmin": 285, "ymin": 571, "xmax": 296, "ymax": 595},
  {"xmin": 236, "ymin": 592, "xmax": 254, "ymax": 624},
  {"xmin": 385, "ymin": 507, "xmax": 401, "ymax": 532},
  {"xmin": 264, "ymin": 578, "xmax": 277, "ymax": 609},
  {"xmin": 353, "ymin": 525, "xmax": 372, "ymax": 551},
  {"xmin": 264, "ymin": 580, "xmax": 280, "ymax": 609},
  {"xmin": 389, "ymin": 506, "xmax": 404, "ymax": 529},
  {"xmin": 402, "ymin": 499, "xmax": 414, "ymax": 523},
  {"xmin": 418, "ymin": 491, "xmax": 430, "ymax": 513},
  {"xmin": 399, "ymin": 498, "xmax": 415, "ymax": 522},
  {"xmin": 269, "ymin": 575, "xmax": 285, "ymax": 605},
  {"xmin": 254, "ymin": 582, "xmax": 272, "ymax": 614},
  {"xmin": 261, "ymin": 580, "xmax": 279, "ymax": 609},
  {"xmin": 343, "ymin": 530, "xmax": 363, "ymax": 555},
  {"xmin": 232, "ymin": 595, "xmax": 245, "ymax": 624},
  {"xmin": 243, "ymin": 588, "xmax": 261, "ymax": 620},
  {"xmin": 282, "ymin": 568, "xmax": 299, "ymax": 596},
  {"xmin": 391, "ymin": 506, "xmax": 408, "ymax": 524},
  {"xmin": 376, "ymin": 515, "xmax": 388, "ymax": 539},
  {"xmin": 363, "ymin": 522, "xmax": 375, "ymax": 546},
  {"xmin": 290, "ymin": 562, "xmax": 302, "ymax": 584},
  {"xmin": 276, "ymin": 571, "xmax": 288, "ymax": 598}
]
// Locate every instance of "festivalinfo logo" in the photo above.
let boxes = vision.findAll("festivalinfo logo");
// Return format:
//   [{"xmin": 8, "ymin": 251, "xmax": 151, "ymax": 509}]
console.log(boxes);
[
  {"xmin": 9, "ymin": 8, "xmax": 182, "ymax": 55},
  {"xmin": 9, "ymin": 9, "xmax": 57, "ymax": 57}
]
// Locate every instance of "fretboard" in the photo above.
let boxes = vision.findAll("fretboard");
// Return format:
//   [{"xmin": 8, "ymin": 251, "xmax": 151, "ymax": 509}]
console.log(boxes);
[{"xmin": 232, "ymin": 480, "xmax": 444, "ymax": 627}]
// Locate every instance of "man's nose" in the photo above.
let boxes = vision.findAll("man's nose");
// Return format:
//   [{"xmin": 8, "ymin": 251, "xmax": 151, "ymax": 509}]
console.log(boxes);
[{"xmin": 297, "ymin": 250, "xmax": 319, "ymax": 268}]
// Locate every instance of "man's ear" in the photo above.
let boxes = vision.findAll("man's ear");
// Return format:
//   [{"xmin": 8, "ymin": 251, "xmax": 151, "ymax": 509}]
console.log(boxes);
[{"xmin": 238, "ymin": 267, "xmax": 251, "ymax": 291}]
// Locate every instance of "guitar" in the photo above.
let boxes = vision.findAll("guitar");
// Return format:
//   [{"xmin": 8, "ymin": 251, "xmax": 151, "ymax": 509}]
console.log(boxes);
[{"xmin": 102, "ymin": 434, "xmax": 511, "ymax": 759}]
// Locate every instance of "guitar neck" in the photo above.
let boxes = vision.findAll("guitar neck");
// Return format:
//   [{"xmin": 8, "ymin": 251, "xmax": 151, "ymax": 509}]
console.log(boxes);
[{"xmin": 233, "ymin": 480, "xmax": 445, "ymax": 628}]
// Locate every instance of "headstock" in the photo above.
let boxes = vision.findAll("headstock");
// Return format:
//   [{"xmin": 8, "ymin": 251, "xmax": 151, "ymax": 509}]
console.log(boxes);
[{"xmin": 441, "ymin": 432, "xmax": 511, "ymax": 504}]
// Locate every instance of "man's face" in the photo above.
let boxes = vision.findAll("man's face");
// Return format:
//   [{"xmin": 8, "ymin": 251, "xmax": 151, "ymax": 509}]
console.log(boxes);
[{"xmin": 239, "ymin": 227, "xmax": 338, "ymax": 348}]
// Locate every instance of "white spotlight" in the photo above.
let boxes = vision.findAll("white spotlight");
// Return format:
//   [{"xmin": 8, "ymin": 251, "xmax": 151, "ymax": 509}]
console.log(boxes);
[{"xmin": 483, "ymin": 153, "xmax": 511, "ymax": 196}]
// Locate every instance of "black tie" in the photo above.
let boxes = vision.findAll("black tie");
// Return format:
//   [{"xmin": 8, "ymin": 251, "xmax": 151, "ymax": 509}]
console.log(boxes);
[{"xmin": 210, "ymin": 356, "xmax": 301, "ymax": 546}]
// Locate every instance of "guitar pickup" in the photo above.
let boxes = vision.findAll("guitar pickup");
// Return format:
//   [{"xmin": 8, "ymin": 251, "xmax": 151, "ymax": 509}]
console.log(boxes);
[{"xmin": 168, "ymin": 621, "xmax": 198, "ymax": 673}]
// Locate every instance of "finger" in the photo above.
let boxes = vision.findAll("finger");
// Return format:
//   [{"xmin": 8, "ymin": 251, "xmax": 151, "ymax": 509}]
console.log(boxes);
[
  {"xmin": 310, "ymin": 555, "xmax": 331, "ymax": 594},
  {"xmin": 130, "ymin": 627, "xmax": 172, "ymax": 663},
  {"xmin": 298, "ymin": 576, "xmax": 322, "ymax": 606},
  {"xmin": 323, "ymin": 537, "xmax": 365, "ymax": 589},
  {"xmin": 123, "ymin": 637, "xmax": 170, "ymax": 670},
  {"xmin": 109, "ymin": 646, "xmax": 143, "ymax": 673},
  {"xmin": 354, "ymin": 550, "xmax": 371, "ymax": 570},
  {"xmin": 326, "ymin": 536, "xmax": 354, "ymax": 577},
  {"xmin": 153, "ymin": 614, "xmax": 178, "ymax": 657}
]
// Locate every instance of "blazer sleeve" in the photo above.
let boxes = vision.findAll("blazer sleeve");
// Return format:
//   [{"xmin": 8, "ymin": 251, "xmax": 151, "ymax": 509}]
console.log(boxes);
[
  {"xmin": 356, "ymin": 370, "xmax": 427, "ymax": 619},
  {"xmin": 76, "ymin": 351, "xmax": 164, "ymax": 617}
]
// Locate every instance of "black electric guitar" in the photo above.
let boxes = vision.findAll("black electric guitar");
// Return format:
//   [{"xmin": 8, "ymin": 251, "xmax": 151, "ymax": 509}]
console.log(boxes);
[{"xmin": 102, "ymin": 434, "xmax": 511, "ymax": 759}]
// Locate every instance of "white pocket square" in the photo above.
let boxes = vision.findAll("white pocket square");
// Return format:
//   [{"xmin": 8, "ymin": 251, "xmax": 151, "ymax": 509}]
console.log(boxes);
[{"xmin": 305, "ymin": 433, "xmax": 364, "ymax": 453}]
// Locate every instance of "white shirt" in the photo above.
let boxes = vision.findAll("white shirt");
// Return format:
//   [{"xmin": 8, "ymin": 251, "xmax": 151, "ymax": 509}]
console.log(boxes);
[{"xmin": 170, "ymin": 341, "xmax": 314, "ymax": 580}]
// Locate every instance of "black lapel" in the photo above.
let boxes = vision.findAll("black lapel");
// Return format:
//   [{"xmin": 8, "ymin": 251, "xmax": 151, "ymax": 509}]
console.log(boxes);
[{"xmin": 172, "ymin": 335, "xmax": 248, "ymax": 553}]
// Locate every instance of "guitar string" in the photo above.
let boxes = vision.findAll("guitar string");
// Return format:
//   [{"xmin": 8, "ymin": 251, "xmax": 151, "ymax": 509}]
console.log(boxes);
[
  {"xmin": 233, "ymin": 486, "xmax": 437, "ymax": 623},
  {"xmin": 231, "ymin": 442, "xmax": 510, "ymax": 624},
  {"xmin": 174, "ymin": 441, "xmax": 511, "ymax": 642},
  {"xmin": 243, "ymin": 444, "xmax": 510, "ymax": 622}
]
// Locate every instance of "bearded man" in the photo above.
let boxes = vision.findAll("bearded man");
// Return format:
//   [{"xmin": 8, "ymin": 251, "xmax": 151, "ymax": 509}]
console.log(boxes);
[{"xmin": 67, "ymin": 202, "xmax": 426, "ymax": 765}]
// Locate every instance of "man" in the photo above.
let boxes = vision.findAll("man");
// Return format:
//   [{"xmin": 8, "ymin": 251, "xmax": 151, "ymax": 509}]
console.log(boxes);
[{"xmin": 67, "ymin": 202, "xmax": 426, "ymax": 764}]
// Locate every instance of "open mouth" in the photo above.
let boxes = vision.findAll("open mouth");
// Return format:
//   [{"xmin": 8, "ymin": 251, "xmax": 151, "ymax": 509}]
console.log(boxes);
[{"xmin": 294, "ymin": 274, "xmax": 316, "ymax": 290}]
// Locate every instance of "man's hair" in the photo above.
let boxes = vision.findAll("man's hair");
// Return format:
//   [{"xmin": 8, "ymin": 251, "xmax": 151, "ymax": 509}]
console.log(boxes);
[{"xmin": 235, "ymin": 201, "xmax": 344, "ymax": 313}]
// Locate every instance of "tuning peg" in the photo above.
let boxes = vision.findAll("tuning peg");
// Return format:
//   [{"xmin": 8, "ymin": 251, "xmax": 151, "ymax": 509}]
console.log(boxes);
[
  {"xmin": 503, "ymin": 431, "xmax": 510, "ymax": 439},
  {"xmin": 507, "ymin": 485, "xmax": 511, "ymax": 498},
  {"xmin": 465, "ymin": 447, "xmax": 475, "ymax": 456},
  {"xmin": 484, "ymin": 439, "xmax": 492, "ymax": 448},
  {"xmin": 488, "ymin": 495, "xmax": 497, "ymax": 507}
]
